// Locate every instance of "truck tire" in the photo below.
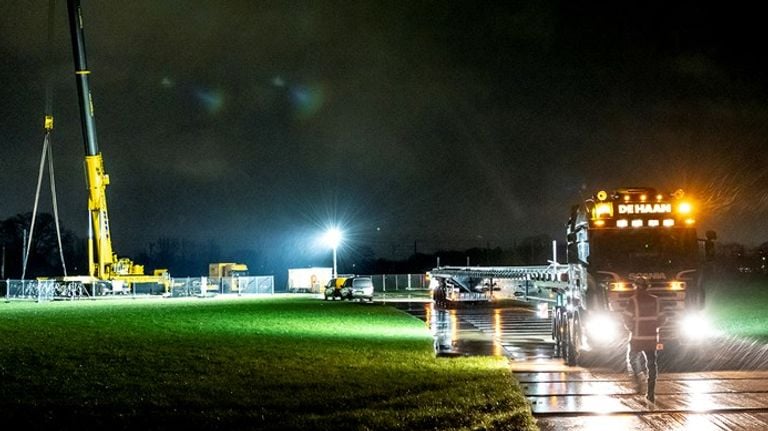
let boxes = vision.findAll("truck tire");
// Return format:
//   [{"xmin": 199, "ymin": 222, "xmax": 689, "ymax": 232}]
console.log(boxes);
[
  {"xmin": 553, "ymin": 308, "xmax": 564, "ymax": 358},
  {"xmin": 566, "ymin": 313, "xmax": 582, "ymax": 367},
  {"xmin": 557, "ymin": 309, "xmax": 569, "ymax": 360},
  {"xmin": 551, "ymin": 309, "xmax": 558, "ymax": 340},
  {"xmin": 561, "ymin": 317, "xmax": 571, "ymax": 364}
]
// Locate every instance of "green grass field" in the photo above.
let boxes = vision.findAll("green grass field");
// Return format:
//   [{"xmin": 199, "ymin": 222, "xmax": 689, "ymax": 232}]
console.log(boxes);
[
  {"xmin": 706, "ymin": 275, "xmax": 768, "ymax": 340},
  {"xmin": 0, "ymin": 296, "xmax": 536, "ymax": 430}
]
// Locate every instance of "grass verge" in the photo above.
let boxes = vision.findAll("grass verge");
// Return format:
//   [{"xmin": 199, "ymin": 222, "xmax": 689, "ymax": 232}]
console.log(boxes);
[
  {"xmin": 706, "ymin": 275, "xmax": 768, "ymax": 340},
  {"xmin": 0, "ymin": 296, "xmax": 536, "ymax": 430}
]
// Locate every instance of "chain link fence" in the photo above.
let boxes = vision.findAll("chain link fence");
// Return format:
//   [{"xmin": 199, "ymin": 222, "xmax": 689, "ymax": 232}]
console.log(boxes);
[
  {"xmin": 2, "ymin": 275, "xmax": 424, "ymax": 300},
  {"xmin": 207, "ymin": 276, "xmax": 275, "ymax": 295},
  {"xmin": 2, "ymin": 276, "xmax": 275, "ymax": 301},
  {"xmin": 1, "ymin": 279, "xmax": 95, "ymax": 302},
  {"xmin": 170, "ymin": 276, "xmax": 275, "ymax": 297},
  {"xmin": 364, "ymin": 274, "xmax": 428, "ymax": 292}
]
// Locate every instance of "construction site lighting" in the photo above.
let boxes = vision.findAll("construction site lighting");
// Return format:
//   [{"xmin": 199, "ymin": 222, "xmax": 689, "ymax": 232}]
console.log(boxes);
[
  {"xmin": 324, "ymin": 227, "xmax": 342, "ymax": 249},
  {"xmin": 324, "ymin": 227, "xmax": 343, "ymax": 278}
]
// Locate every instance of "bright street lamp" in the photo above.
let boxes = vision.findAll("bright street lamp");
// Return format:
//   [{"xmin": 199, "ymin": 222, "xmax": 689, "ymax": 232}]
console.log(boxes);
[{"xmin": 324, "ymin": 227, "xmax": 342, "ymax": 277}]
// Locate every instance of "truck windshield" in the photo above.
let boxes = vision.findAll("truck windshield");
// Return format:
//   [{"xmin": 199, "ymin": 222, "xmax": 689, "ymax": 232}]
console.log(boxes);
[{"xmin": 589, "ymin": 228, "xmax": 698, "ymax": 270}]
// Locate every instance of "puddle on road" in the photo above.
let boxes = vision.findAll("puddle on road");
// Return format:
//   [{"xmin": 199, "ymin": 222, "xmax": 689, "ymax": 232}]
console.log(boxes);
[{"xmin": 396, "ymin": 302, "xmax": 511, "ymax": 357}]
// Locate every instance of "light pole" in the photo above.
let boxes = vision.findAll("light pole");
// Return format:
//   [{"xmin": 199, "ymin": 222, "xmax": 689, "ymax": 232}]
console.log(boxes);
[{"xmin": 324, "ymin": 227, "xmax": 342, "ymax": 278}]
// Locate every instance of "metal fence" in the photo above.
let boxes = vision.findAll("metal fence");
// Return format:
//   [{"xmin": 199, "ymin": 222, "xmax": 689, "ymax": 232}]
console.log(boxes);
[
  {"xmin": 2, "ymin": 280, "xmax": 55, "ymax": 301},
  {"xmin": 1, "ymin": 279, "xmax": 96, "ymax": 302},
  {"xmin": 2, "ymin": 275, "xmax": 429, "ymax": 300},
  {"xmin": 169, "ymin": 277, "xmax": 206, "ymax": 297},
  {"xmin": 217, "ymin": 276, "xmax": 274, "ymax": 295},
  {"xmin": 171, "ymin": 276, "xmax": 275, "ymax": 297},
  {"xmin": 364, "ymin": 274, "xmax": 428, "ymax": 292},
  {"xmin": 2, "ymin": 276, "xmax": 275, "ymax": 301}
]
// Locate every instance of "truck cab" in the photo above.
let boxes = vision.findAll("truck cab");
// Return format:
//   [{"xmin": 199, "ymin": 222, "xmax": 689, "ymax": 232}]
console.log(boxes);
[
  {"xmin": 208, "ymin": 262, "xmax": 249, "ymax": 293},
  {"xmin": 556, "ymin": 188, "xmax": 713, "ymax": 365}
]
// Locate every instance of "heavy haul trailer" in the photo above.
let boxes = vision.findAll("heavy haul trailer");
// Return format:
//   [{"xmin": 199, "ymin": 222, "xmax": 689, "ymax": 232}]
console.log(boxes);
[
  {"xmin": 53, "ymin": 0, "xmax": 168, "ymax": 294},
  {"xmin": 554, "ymin": 187, "xmax": 715, "ymax": 365},
  {"xmin": 429, "ymin": 187, "xmax": 716, "ymax": 366},
  {"xmin": 429, "ymin": 265, "xmax": 564, "ymax": 304}
]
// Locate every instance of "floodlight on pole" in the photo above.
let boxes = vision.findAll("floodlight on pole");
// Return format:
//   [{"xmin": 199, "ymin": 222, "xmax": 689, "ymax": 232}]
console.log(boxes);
[{"xmin": 324, "ymin": 227, "xmax": 342, "ymax": 277}]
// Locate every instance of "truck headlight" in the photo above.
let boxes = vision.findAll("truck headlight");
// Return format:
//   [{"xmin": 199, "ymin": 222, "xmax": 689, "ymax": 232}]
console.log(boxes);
[
  {"xmin": 586, "ymin": 313, "xmax": 620, "ymax": 344},
  {"xmin": 680, "ymin": 313, "xmax": 718, "ymax": 339}
]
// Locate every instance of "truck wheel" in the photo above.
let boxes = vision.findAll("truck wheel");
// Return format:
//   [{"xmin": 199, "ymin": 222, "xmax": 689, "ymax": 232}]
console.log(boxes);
[
  {"xmin": 557, "ymin": 311, "xmax": 569, "ymax": 361},
  {"xmin": 566, "ymin": 314, "xmax": 582, "ymax": 366},
  {"xmin": 552, "ymin": 308, "xmax": 560, "ymax": 340},
  {"xmin": 552, "ymin": 309, "xmax": 562, "ymax": 358},
  {"xmin": 561, "ymin": 317, "xmax": 570, "ymax": 364}
]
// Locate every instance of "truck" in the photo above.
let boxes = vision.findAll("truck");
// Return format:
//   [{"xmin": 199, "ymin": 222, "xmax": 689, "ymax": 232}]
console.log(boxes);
[
  {"xmin": 429, "ymin": 187, "xmax": 716, "ymax": 366},
  {"xmin": 207, "ymin": 263, "xmax": 248, "ymax": 293},
  {"xmin": 555, "ymin": 187, "xmax": 715, "ymax": 365}
]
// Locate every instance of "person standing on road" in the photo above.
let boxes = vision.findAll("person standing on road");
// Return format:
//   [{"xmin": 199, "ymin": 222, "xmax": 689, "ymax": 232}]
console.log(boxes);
[{"xmin": 623, "ymin": 277, "xmax": 663, "ymax": 402}]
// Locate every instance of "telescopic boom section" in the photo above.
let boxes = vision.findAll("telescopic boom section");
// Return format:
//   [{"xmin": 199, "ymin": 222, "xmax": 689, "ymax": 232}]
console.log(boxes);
[{"xmin": 66, "ymin": 0, "xmax": 114, "ymax": 279}]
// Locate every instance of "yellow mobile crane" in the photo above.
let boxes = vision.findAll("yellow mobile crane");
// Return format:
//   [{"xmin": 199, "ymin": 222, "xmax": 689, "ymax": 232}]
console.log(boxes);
[{"xmin": 62, "ymin": 0, "xmax": 168, "ymax": 293}]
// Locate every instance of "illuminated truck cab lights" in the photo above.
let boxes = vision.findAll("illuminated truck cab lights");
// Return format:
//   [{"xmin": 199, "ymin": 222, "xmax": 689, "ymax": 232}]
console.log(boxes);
[{"xmin": 590, "ymin": 188, "xmax": 695, "ymax": 228}]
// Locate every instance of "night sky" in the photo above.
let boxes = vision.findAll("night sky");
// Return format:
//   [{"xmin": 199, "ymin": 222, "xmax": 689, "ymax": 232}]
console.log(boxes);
[{"xmin": 1, "ymin": 1, "xmax": 767, "ymax": 271}]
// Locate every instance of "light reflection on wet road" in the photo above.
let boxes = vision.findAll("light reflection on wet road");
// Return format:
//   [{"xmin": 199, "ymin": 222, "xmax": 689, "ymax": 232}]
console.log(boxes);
[{"xmin": 394, "ymin": 301, "xmax": 768, "ymax": 431}]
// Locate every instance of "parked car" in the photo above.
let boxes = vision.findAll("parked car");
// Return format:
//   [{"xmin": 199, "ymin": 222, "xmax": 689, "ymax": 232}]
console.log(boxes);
[
  {"xmin": 344, "ymin": 276, "xmax": 374, "ymax": 302},
  {"xmin": 323, "ymin": 277, "xmax": 349, "ymax": 300}
]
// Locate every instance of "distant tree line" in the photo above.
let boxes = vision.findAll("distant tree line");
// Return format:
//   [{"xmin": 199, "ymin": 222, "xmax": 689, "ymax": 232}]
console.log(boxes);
[
  {"xmin": 0, "ymin": 212, "xmax": 85, "ymax": 279},
  {"xmin": 3, "ymin": 213, "xmax": 766, "ymax": 282}
]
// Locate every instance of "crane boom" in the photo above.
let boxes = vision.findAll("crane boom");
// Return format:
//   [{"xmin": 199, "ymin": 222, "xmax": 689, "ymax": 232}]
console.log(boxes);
[
  {"xmin": 67, "ymin": 0, "xmax": 114, "ymax": 279},
  {"xmin": 66, "ymin": 0, "xmax": 115, "ymax": 278},
  {"xmin": 63, "ymin": 0, "xmax": 168, "ymax": 290}
]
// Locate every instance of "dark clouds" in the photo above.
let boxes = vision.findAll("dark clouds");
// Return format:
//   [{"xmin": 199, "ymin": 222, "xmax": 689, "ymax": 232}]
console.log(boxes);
[{"xmin": 2, "ymin": 1, "xmax": 767, "ymax": 265}]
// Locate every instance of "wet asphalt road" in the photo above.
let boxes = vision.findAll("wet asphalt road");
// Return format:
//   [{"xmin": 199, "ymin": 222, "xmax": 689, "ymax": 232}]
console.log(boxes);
[{"xmin": 392, "ymin": 300, "xmax": 768, "ymax": 431}]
